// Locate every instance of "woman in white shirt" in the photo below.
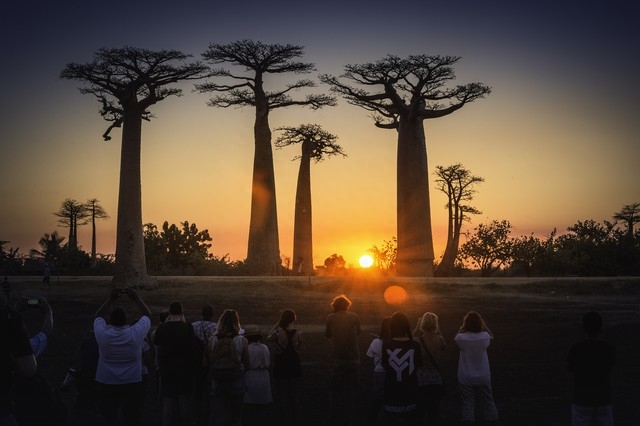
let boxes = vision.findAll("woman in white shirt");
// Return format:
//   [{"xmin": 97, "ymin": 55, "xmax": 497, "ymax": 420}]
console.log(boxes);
[{"xmin": 454, "ymin": 311, "xmax": 499, "ymax": 426}]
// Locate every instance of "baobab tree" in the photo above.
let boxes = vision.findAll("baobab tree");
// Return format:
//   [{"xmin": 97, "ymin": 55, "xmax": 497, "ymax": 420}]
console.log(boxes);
[
  {"xmin": 613, "ymin": 202, "xmax": 640, "ymax": 238},
  {"xmin": 197, "ymin": 40, "xmax": 336, "ymax": 275},
  {"xmin": 275, "ymin": 124, "xmax": 346, "ymax": 274},
  {"xmin": 54, "ymin": 198, "xmax": 89, "ymax": 251},
  {"xmin": 433, "ymin": 164, "xmax": 483, "ymax": 276},
  {"xmin": 86, "ymin": 199, "xmax": 109, "ymax": 268},
  {"xmin": 61, "ymin": 47, "xmax": 209, "ymax": 287},
  {"xmin": 321, "ymin": 55, "xmax": 490, "ymax": 276}
]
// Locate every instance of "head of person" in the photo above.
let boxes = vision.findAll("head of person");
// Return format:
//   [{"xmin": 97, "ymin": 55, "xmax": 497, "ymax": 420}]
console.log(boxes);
[
  {"xmin": 169, "ymin": 301, "xmax": 183, "ymax": 315},
  {"xmin": 244, "ymin": 326, "xmax": 263, "ymax": 343},
  {"xmin": 216, "ymin": 309, "xmax": 241, "ymax": 337},
  {"xmin": 279, "ymin": 309, "xmax": 297, "ymax": 328},
  {"xmin": 331, "ymin": 294, "xmax": 352, "ymax": 312},
  {"xmin": 109, "ymin": 307, "xmax": 127, "ymax": 327},
  {"xmin": 582, "ymin": 311, "xmax": 602, "ymax": 335},
  {"xmin": 379, "ymin": 317, "xmax": 391, "ymax": 341},
  {"xmin": 202, "ymin": 304, "xmax": 214, "ymax": 321},
  {"xmin": 420, "ymin": 312, "xmax": 441, "ymax": 335},
  {"xmin": 159, "ymin": 310, "xmax": 170, "ymax": 323},
  {"xmin": 462, "ymin": 311, "xmax": 483, "ymax": 332},
  {"xmin": 388, "ymin": 311, "xmax": 412, "ymax": 339}
]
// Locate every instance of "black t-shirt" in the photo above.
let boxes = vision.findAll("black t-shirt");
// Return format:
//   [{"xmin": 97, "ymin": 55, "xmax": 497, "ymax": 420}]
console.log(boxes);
[
  {"xmin": 382, "ymin": 338, "xmax": 423, "ymax": 413},
  {"xmin": 153, "ymin": 320, "xmax": 195, "ymax": 378},
  {"xmin": 567, "ymin": 338, "xmax": 616, "ymax": 406},
  {"xmin": 0, "ymin": 306, "xmax": 34, "ymax": 413}
]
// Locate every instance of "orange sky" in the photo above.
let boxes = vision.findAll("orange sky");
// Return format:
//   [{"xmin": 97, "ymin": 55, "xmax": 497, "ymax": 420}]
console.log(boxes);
[{"xmin": 1, "ymin": 1, "xmax": 638, "ymax": 268}]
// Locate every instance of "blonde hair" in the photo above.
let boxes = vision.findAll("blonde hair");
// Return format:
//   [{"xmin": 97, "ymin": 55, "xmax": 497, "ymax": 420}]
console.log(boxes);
[{"xmin": 419, "ymin": 312, "xmax": 441, "ymax": 335}]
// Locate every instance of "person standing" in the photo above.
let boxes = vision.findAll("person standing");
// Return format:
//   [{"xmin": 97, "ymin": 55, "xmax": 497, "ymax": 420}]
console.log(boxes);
[
  {"xmin": 153, "ymin": 301, "xmax": 195, "ymax": 426},
  {"xmin": 413, "ymin": 312, "xmax": 447, "ymax": 426},
  {"xmin": 205, "ymin": 309, "xmax": 249, "ymax": 426},
  {"xmin": 567, "ymin": 311, "xmax": 616, "ymax": 426},
  {"xmin": 454, "ymin": 311, "xmax": 499, "ymax": 426},
  {"xmin": 0, "ymin": 298, "xmax": 37, "ymax": 426},
  {"xmin": 365, "ymin": 317, "xmax": 390, "ymax": 426},
  {"xmin": 243, "ymin": 328, "xmax": 272, "ymax": 426},
  {"xmin": 93, "ymin": 288, "xmax": 152, "ymax": 426},
  {"xmin": 324, "ymin": 294, "xmax": 361, "ymax": 426},
  {"xmin": 381, "ymin": 312, "xmax": 422, "ymax": 426},
  {"xmin": 191, "ymin": 304, "xmax": 217, "ymax": 426},
  {"xmin": 268, "ymin": 309, "xmax": 302, "ymax": 426}
]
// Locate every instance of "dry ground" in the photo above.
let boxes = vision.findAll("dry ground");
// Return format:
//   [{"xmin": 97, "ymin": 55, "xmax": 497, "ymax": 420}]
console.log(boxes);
[{"xmin": 7, "ymin": 275, "xmax": 640, "ymax": 425}]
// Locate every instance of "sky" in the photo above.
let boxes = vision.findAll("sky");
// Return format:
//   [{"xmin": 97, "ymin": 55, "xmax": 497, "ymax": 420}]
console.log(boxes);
[{"xmin": 1, "ymin": 0, "xmax": 639, "ymax": 268}]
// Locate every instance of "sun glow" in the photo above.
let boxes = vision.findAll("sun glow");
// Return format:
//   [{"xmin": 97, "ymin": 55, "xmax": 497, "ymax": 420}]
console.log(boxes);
[
  {"xmin": 359, "ymin": 254, "xmax": 374, "ymax": 268},
  {"xmin": 383, "ymin": 285, "xmax": 408, "ymax": 305}
]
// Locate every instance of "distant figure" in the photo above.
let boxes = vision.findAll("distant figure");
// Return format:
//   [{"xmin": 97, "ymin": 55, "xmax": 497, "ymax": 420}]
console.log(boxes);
[
  {"xmin": 567, "ymin": 311, "xmax": 616, "ymax": 426},
  {"xmin": 153, "ymin": 301, "xmax": 195, "ymax": 426},
  {"xmin": 297, "ymin": 257, "xmax": 305, "ymax": 276},
  {"xmin": 268, "ymin": 309, "xmax": 302, "ymax": 426},
  {"xmin": 2, "ymin": 276, "xmax": 10, "ymax": 304},
  {"xmin": 93, "ymin": 288, "xmax": 152, "ymax": 426},
  {"xmin": 243, "ymin": 327, "xmax": 272, "ymax": 426},
  {"xmin": 43, "ymin": 262, "xmax": 51, "ymax": 289},
  {"xmin": 365, "ymin": 317, "xmax": 390, "ymax": 426},
  {"xmin": 325, "ymin": 294, "xmax": 361, "ymax": 426},
  {"xmin": 205, "ymin": 309, "xmax": 249, "ymax": 426},
  {"xmin": 454, "ymin": 311, "xmax": 499, "ymax": 426},
  {"xmin": 381, "ymin": 311, "xmax": 422, "ymax": 426},
  {"xmin": 413, "ymin": 312, "xmax": 447, "ymax": 426},
  {"xmin": 0, "ymin": 298, "xmax": 37, "ymax": 426},
  {"xmin": 192, "ymin": 304, "xmax": 217, "ymax": 426}
]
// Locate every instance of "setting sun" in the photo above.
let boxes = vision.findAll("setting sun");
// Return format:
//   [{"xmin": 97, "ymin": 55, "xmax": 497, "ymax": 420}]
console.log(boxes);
[{"xmin": 359, "ymin": 254, "xmax": 374, "ymax": 268}]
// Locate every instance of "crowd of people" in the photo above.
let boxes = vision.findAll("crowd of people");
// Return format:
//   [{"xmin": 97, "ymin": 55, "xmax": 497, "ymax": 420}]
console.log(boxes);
[{"xmin": 1, "ymin": 286, "xmax": 616, "ymax": 426}]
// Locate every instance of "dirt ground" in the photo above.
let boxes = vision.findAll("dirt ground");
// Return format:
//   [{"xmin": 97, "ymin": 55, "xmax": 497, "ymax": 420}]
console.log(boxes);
[{"xmin": 6, "ymin": 275, "xmax": 640, "ymax": 425}]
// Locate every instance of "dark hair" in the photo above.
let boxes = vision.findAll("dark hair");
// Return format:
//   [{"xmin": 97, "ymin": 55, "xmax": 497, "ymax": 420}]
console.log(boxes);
[
  {"xmin": 202, "ymin": 304, "xmax": 214, "ymax": 320},
  {"xmin": 388, "ymin": 312, "xmax": 412, "ymax": 338},
  {"xmin": 379, "ymin": 317, "xmax": 391, "ymax": 341},
  {"xmin": 159, "ymin": 310, "xmax": 170, "ymax": 323},
  {"xmin": 462, "ymin": 311, "xmax": 483, "ymax": 333},
  {"xmin": 582, "ymin": 311, "xmax": 602, "ymax": 335},
  {"xmin": 169, "ymin": 302, "xmax": 183, "ymax": 315},
  {"xmin": 331, "ymin": 294, "xmax": 351, "ymax": 312},
  {"xmin": 279, "ymin": 309, "xmax": 297, "ymax": 328},
  {"xmin": 110, "ymin": 307, "xmax": 127, "ymax": 327}
]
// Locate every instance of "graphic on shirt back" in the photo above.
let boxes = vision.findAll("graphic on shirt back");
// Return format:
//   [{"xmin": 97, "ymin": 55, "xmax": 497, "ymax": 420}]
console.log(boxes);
[{"xmin": 386, "ymin": 348, "xmax": 415, "ymax": 381}]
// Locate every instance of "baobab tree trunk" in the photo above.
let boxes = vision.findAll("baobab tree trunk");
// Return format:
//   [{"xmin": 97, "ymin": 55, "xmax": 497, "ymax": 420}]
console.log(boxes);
[
  {"xmin": 246, "ymin": 105, "xmax": 281, "ymax": 275},
  {"xmin": 113, "ymin": 108, "xmax": 155, "ymax": 288},
  {"xmin": 395, "ymin": 118, "xmax": 435, "ymax": 277},
  {"xmin": 91, "ymin": 212, "xmax": 97, "ymax": 269},
  {"xmin": 292, "ymin": 141, "xmax": 312, "ymax": 275}
]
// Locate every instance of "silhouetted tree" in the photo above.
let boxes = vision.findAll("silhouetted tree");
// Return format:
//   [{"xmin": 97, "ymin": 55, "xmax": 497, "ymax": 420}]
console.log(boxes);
[
  {"xmin": 368, "ymin": 237, "xmax": 397, "ymax": 272},
  {"xmin": 197, "ymin": 40, "xmax": 336, "ymax": 275},
  {"xmin": 433, "ymin": 164, "xmax": 483, "ymax": 276},
  {"xmin": 323, "ymin": 253, "xmax": 346, "ymax": 275},
  {"xmin": 613, "ymin": 202, "xmax": 640, "ymax": 239},
  {"xmin": 86, "ymin": 198, "xmax": 109, "ymax": 268},
  {"xmin": 0, "ymin": 241, "xmax": 22, "ymax": 274},
  {"xmin": 555, "ymin": 219, "xmax": 618, "ymax": 276},
  {"xmin": 275, "ymin": 124, "xmax": 345, "ymax": 274},
  {"xmin": 510, "ymin": 234, "xmax": 545, "ymax": 277},
  {"xmin": 54, "ymin": 198, "xmax": 89, "ymax": 251},
  {"xmin": 459, "ymin": 220, "xmax": 512, "ymax": 277},
  {"xmin": 321, "ymin": 55, "xmax": 490, "ymax": 277},
  {"xmin": 61, "ymin": 47, "xmax": 209, "ymax": 287}
]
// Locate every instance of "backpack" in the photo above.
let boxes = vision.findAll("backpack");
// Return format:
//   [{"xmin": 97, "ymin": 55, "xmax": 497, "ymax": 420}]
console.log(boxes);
[
  {"xmin": 209, "ymin": 335, "xmax": 242, "ymax": 381},
  {"xmin": 273, "ymin": 329, "xmax": 302, "ymax": 379}
]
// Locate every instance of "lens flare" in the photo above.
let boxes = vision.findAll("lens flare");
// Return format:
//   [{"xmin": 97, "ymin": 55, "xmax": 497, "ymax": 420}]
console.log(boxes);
[{"xmin": 383, "ymin": 285, "xmax": 408, "ymax": 305}]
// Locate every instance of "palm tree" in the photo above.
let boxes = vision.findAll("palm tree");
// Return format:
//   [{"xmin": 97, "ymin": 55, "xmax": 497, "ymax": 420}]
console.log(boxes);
[
  {"xmin": 275, "ymin": 124, "xmax": 346, "ymax": 274},
  {"xmin": 61, "ymin": 47, "xmax": 208, "ymax": 287},
  {"xmin": 31, "ymin": 231, "xmax": 65, "ymax": 263}
]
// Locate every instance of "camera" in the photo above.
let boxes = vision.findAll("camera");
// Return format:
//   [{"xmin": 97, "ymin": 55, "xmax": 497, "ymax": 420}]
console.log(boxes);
[
  {"xmin": 27, "ymin": 298, "xmax": 40, "ymax": 306},
  {"xmin": 118, "ymin": 287, "xmax": 128, "ymax": 294}
]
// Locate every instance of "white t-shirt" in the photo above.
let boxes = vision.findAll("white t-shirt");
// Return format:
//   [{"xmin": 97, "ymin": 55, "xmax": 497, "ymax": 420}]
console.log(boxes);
[
  {"xmin": 454, "ymin": 331, "xmax": 492, "ymax": 386},
  {"xmin": 94, "ymin": 316, "xmax": 151, "ymax": 384},
  {"xmin": 366, "ymin": 337, "xmax": 385, "ymax": 373}
]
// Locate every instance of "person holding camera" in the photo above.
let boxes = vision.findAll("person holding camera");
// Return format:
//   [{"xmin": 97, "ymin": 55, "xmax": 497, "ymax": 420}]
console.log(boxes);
[
  {"xmin": 15, "ymin": 296, "xmax": 53, "ymax": 358},
  {"xmin": 93, "ymin": 288, "xmax": 152, "ymax": 426}
]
